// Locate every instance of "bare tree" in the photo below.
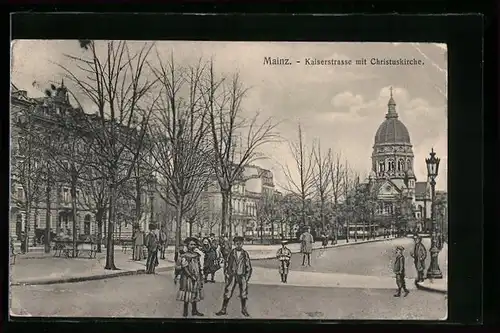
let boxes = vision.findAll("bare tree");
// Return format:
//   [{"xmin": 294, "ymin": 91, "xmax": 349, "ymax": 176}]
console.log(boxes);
[
  {"xmin": 283, "ymin": 124, "xmax": 316, "ymax": 226},
  {"xmin": 313, "ymin": 142, "xmax": 332, "ymax": 231},
  {"xmin": 11, "ymin": 105, "xmax": 45, "ymax": 252},
  {"xmin": 202, "ymin": 64, "xmax": 280, "ymax": 236},
  {"xmin": 329, "ymin": 152, "xmax": 344, "ymax": 243},
  {"xmin": 43, "ymin": 109, "xmax": 94, "ymax": 257},
  {"xmin": 186, "ymin": 198, "xmax": 210, "ymax": 237},
  {"xmin": 79, "ymin": 166, "xmax": 108, "ymax": 252},
  {"xmin": 148, "ymin": 54, "xmax": 212, "ymax": 251},
  {"xmin": 59, "ymin": 40, "xmax": 157, "ymax": 269},
  {"xmin": 255, "ymin": 193, "xmax": 274, "ymax": 244}
]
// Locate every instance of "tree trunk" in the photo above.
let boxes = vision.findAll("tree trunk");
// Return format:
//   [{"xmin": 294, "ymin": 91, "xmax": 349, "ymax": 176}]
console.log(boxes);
[
  {"xmin": 25, "ymin": 203, "xmax": 31, "ymax": 253},
  {"xmin": 220, "ymin": 190, "xmax": 230, "ymax": 236},
  {"xmin": 45, "ymin": 180, "xmax": 51, "ymax": 253},
  {"xmin": 346, "ymin": 213, "xmax": 350, "ymax": 243},
  {"xmin": 188, "ymin": 220, "xmax": 193, "ymax": 237},
  {"xmin": 105, "ymin": 181, "xmax": 117, "ymax": 270},
  {"xmin": 96, "ymin": 207, "xmax": 104, "ymax": 253},
  {"xmin": 271, "ymin": 220, "xmax": 275, "ymax": 241},
  {"xmin": 174, "ymin": 199, "xmax": 183, "ymax": 252},
  {"xmin": 301, "ymin": 197, "xmax": 307, "ymax": 226},
  {"xmin": 260, "ymin": 220, "xmax": 264, "ymax": 244}
]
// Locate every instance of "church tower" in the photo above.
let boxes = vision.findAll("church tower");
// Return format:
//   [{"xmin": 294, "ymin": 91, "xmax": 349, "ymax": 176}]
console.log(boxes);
[{"xmin": 371, "ymin": 88, "xmax": 416, "ymax": 191}]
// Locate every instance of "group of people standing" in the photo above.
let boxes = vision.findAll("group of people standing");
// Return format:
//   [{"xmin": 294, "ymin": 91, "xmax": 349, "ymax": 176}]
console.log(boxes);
[
  {"xmin": 392, "ymin": 234, "xmax": 428, "ymax": 297},
  {"xmin": 174, "ymin": 235, "xmax": 253, "ymax": 318},
  {"xmin": 132, "ymin": 224, "xmax": 168, "ymax": 274}
]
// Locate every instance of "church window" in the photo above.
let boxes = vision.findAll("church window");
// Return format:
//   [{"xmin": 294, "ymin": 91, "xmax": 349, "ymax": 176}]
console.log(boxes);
[
  {"xmin": 378, "ymin": 161, "xmax": 385, "ymax": 173},
  {"xmin": 398, "ymin": 159, "xmax": 405, "ymax": 171},
  {"xmin": 407, "ymin": 159, "xmax": 412, "ymax": 170},
  {"xmin": 387, "ymin": 159, "xmax": 395, "ymax": 171}
]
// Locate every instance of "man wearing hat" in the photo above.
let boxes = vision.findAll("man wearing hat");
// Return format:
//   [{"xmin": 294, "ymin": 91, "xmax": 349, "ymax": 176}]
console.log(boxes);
[
  {"xmin": 176, "ymin": 237, "xmax": 204, "ymax": 317},
  {"xmin": 393, "ymin": 245, "xmax": 410, "ymax": 297},
  {"xmin": 276, "ymin": 240, "xmax": 292, "ymax": 283},
  {"xmin": 215, "ymin": 236, "xmax": 252, "ymax": 317},
  {"xmin": 410, "ymin": 234, "xmax": 427, "ymax": 283}
]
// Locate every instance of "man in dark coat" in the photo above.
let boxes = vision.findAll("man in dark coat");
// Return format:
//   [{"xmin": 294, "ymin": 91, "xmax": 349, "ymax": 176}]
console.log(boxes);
[
  {"xmin": 410, "ymin": 235, "xmax": 427, "ymax": 283},
  {"xmin": 393, "ymin": 245, "xmax": 410, "ymax": 297},
  {"xmin": 215, "ymin": 236, "xmax": 252, "ymax": 317},
  {"xmin": 145, "ymin": 226, "xmax": 159, "ymax": 274}
]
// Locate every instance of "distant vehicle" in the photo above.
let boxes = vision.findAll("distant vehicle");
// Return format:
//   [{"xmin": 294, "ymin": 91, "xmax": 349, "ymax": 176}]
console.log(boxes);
[{"xmin": 347, "ymin": 224, "xmax": 382, "ymax": 238}]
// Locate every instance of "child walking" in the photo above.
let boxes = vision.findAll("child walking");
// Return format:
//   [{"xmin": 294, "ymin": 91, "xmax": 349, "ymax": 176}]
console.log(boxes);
[{"xmin": 276, "ymin": 240, "xmax": 292, "ymax": 283}]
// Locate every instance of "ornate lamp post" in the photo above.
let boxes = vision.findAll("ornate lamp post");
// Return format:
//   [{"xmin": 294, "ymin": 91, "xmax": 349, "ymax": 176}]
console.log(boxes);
[{"xmin": 426, "ymin": 148, "xmax": 443, "ymax": 279}]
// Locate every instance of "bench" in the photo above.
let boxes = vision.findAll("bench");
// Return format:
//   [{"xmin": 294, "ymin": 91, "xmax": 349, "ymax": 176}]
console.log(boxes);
[{"xmin": 53, "ymin": 240, "xmax": 97, "ymax": 259}]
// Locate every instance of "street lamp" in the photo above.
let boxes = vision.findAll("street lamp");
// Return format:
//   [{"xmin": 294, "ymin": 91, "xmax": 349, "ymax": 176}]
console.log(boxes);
[
  {"xmin": 148, "ymin": 174, "xmax": 156, "ymax": 227},
  {"xmin": 425, "ymin": 148, "xmax": 443, "ymax": 279}
]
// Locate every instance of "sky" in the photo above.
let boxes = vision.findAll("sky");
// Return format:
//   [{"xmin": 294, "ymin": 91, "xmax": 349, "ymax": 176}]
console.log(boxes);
[{"xmin": 11, "ymin": 41, "xmax": 447, "ymax": 192}]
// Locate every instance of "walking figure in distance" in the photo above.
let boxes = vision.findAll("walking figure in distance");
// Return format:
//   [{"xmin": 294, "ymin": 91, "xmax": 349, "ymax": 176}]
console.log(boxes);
[
  {"xmin": 300, "ymin": 227, "xmax": 314, "ymax": 266},
  {"xmin": 410, "ymin": 234, "xmax": 427, "ymax": 283},
  {"xmin": 159, "ymin": 226, "xmax": 168, "ymax": 260},
  {"xmin": 215, "ymin": 236, "xmax": 252, "ymax": 317},
  {"xmin": 393, "ymin": 245, "xmax": 410, "ymax": 297},
  {"xmin": 145, "ymin": 225, "xmax": 159, "ymax": 274},
  {"xmin": 176, "ymin": 237, "xmax": 204, "ymax": 317},
  {"xmin": 276, "ymin": 240, "xmax": 292, "ymax": 283}
]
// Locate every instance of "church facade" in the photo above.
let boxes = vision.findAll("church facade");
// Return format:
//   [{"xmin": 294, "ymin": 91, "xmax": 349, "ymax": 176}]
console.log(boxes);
[{"xmin": 361, "ymin": 89, "xmax": 432, "ymax": 232}]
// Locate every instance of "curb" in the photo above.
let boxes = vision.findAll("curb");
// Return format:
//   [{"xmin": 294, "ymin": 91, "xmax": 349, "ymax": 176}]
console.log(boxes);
[
  {"xmin": 415, "ymin": 281, "xmax": 447, "ymax": 295},
  {"xmin": 251, "ymin": 237, "xmax": 398, "ymax": 260},
  {"xmin": 11, "ymin": 265, "xmax": 175, "ymax": 287}
]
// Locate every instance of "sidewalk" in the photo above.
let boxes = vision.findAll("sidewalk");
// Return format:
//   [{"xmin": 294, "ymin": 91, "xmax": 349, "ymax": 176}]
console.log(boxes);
[
  {"xmin": 10, "ymin": 250, "xmax": 175, "ymax": 286},
  {"xmin": 416, "ymin": 242, "xmax": 448, "ymax": 294},
  {"xmin": 10, "ymin": 236, "xmax": 395, "ymax": 286}
]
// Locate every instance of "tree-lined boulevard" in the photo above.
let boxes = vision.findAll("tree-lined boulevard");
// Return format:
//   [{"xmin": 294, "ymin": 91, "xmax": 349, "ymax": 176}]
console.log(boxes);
[{"xmin": 10, "ymin": 237, "xmax": 447, "ymax": 320}]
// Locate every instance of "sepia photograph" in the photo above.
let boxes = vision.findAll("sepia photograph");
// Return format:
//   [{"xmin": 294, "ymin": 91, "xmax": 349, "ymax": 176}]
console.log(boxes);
[{"xmin": 9, "ymin": 40, "xmax": 448, "ymax": 320}]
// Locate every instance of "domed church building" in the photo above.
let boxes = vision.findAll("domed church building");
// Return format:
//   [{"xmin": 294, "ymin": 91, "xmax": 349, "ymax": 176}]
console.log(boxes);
[{"xmin": 360, "ymin": 88, "xmax": 431, "ymax": 233}]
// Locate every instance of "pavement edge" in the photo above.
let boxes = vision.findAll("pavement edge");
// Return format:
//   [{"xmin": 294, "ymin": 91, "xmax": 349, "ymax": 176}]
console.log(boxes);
[
  {"xmin": 415, "ymin": 281, "xmax": 447, "ymax": 294},
  {"xmin": 11, "ymin": 266, "xmax": 174, "ymax": 287}
]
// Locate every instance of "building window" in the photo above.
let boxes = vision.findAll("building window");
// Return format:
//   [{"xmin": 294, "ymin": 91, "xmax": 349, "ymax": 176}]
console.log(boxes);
[
  {"xmin": 407, "ymin": 159, "xmax": 412, "ymax": 170},
  {"xmin": 387, "ymin": 159, "xmax": 395, "ymax": 171},
  {"xmin": 398, "ymin": 159, "xmax": 405, "ymax": 171},
  {"xmin": 62, "ymin": 188, "xmax": 70, "ymax": 203},
  {"xmin": 84, "ymin": 214, "xmax": 91, "ymax": 235},
  {"xmin": 378, "ymin": 161, "xmax": 385, "ymax": 173},
  {"xmin": 17, "ymin": 187, "xmax": 24, "ymax": 200}
]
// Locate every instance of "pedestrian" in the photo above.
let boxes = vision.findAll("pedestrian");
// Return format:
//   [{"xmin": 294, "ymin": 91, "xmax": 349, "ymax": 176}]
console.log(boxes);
[
  {"xmin": 145, "ymin": 225, "xmax": 159, "ymax": 274},
  {"xmin": 393, "ymin": 245, "xmax": 410, "ymax": 297},
  {"xmin": 215, "ymin": 236, "xmax": 252, "ymax": 317},
  {"xmin": 201, "ymin": 237, "xmax": 221, "ymax": 283},
  {"xmin": 176, "ymin": 237, "xmax": 204, "ymax": 317},
  {"xmin": 132, "ymin": 226, "xmax": 144, "ymax": 261},
  {"xmin": 300, "ymin": 227, "xmax": 314, "ymax": 266},
  {"xmin": 219, "ymin": 233, "xmax": 232, "ymax": 263},
  {"xmin": 174, "ymin": 245, "xmax": 187, "ymax": 284},
  {"xmin": 410, "ymin": 235, "xmax": 427, "ymax": 283},
  {"xmin": 20, "ymin": 231, "xmax": 27, "ymax": 254},
  {"xmin": 321, "ymin": 231, "xmax": 328, "ymax": 248},
  {"xmin": 276, "ymin": 240, "xmax": 292, "ymax": 283},
  {"xmin": 159, "ymin": 226, "xmax": 168, "ymax": 260}
]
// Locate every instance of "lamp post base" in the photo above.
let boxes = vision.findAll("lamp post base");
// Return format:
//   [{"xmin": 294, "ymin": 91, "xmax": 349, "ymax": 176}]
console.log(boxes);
[{"xmin": 426, "ymin": 246, "xmax": 443, "ymax": 279}]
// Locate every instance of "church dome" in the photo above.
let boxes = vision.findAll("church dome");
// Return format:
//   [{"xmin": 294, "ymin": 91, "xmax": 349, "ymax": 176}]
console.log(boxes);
[{"xmin": 374, "ymin": 88, "xmax": 411, "ymax": 145}]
